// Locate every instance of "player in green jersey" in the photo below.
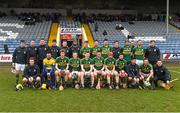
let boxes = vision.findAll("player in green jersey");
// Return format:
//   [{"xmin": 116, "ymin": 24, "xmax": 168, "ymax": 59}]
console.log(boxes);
[
  {"xmin": 104, "ymin": 52, "xmax": 116, "ymax": 89},
  {"xmin": 55, "ymin": 50, "xmax": 70, "ymax": 89},
  {"xmin": 121, "ymin": 40, "xmax": 132, "ymax": 63},
  {"xmin": 101, "ymin": 39, "xmax": 112, "ymax": 58},
  {"xmin": 139, "ymin": 58, "xmax": 154, "ymax": 88},
  {"xmin": 91, "ymin": 40, "xmax": 101, "ymax": 58},
  {"xmin": 80, "ymin": 41, "xmax": 91, "ymax": 58},
  {"xmin": 80, "ymin": 52, "xmax": 94, "ymax": 89},
  {"xmin": 114, "ymin": 54, "xmax": 128, "ymax": 89},
  {"xmin": 93, "ymin": 51, "xmax": 106, "ymax": 89},
  {"xmin": 69, "ymin": 52, "xmax": 81, "ymax": 89},
  {"xmin": 133, "ymin": 40, "xmax": 145, "ymax": 66}
]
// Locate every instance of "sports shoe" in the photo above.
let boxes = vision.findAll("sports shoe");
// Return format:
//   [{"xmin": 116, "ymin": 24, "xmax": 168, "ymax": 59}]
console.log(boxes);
[
  {"xmin": 115, "ymin": 86, "xmax": 119, "ymax": 89},
  {"xmin": 109, "ymin": 85, "xmax": 113, "ymax": 90}
]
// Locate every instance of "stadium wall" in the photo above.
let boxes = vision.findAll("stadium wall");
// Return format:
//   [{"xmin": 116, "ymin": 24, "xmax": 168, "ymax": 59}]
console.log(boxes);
[
  {"xmin": 0, "ymin": 8, "xmax": 67, "ymax": 15},
  {"xmin": 72, "ymin": 9, "xmax": 137, "ymax": 15}
]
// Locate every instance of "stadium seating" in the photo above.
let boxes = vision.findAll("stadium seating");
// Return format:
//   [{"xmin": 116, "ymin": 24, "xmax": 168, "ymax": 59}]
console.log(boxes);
[
  {"xmin": 89, "ymin": 21, "xmax": 180, "ymax": 53},
  {"xmin": 0, "ymin": 16, "xmax": 52, "ymax": 54},
  {"xmin": 60, "ymin": 20, "xmax": 81, "ymax": 28}
]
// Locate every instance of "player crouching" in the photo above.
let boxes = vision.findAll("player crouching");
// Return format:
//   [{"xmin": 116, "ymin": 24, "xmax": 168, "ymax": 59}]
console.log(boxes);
[
  {"xmin": 127, "ymin": 58, "xmax": 142, "ymax": 89},
  {"xmin": 139, "ymin": 58, "xmax": 154, "ymax": 89},
  {"xmin": 41, "ymin": 52, "xmax": 56, "ymax": 90},
  {"xmin": 23, "ymin": 58, "xmax": 41, "ymax": 89},
  {"xmin": 104, "ymin": 52, "xmax": 116, "ymax": 89},
  {"xmin": 93, "ymin": 51, "xmax": 106, "ymax": 89},
  {"xmin": 153, "ymin": 60, "xmax": 173, "ymax": 90},
  {"xmin": 55, "ymin": 50, "xmax": 70, "ymax": 90},
  {"xmin": 80, "ymin": 52, "xmax": 94, "ymax": 89},
  {"xmin": 69, "ymin": 52, "xmax": 81, "ymax": 89},
  {"xmin": 115, "ymin": 54, "xmax": 128, "ymax": 89}
]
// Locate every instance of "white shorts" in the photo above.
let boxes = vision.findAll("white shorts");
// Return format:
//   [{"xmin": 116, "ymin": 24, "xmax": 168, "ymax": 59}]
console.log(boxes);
[
  {"xmin": 136, "ymin": 60, "xmax": 143, "ymax": 66},
  {"xmin": 15, "ymin": 63, "xmax": 26, "ymax": 71},
  {"xmin": 72, "ymin": 71, "xmax": 79, "ymax": 75},
  {"xmin": 84, "ymin": 71, "xmax": 91, "ymax": 76}
]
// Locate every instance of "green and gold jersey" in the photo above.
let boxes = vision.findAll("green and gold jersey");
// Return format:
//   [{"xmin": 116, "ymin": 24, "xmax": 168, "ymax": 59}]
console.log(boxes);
[
  {"xmin": 80, "ymin": 47, "xmax": 91, "ymax": 58},
  {"xmin": 56, "ymin": 56, "xmax": 69, "ymax": 70},
  {"xmin": 115, "ymin": 59, "xmax": 127, "ymax": 71},
  {"xmin": 93, "ymin": 57, "xmax": 104, "ymax": 70},
  {"xmin": 69, "ymin": 58, "xmax": 81, "ymax": 71},
  {"xmin": 81, "ymin": 58, "xmax": 93, "ymax": 71},
  {"xmin": 104, "ymin": 58, "xmax": 116, "ymax": 70},
  {"xmin": 133, "ymin": 46, "xmax": 144, "ymax": 60},
  {"xmin": 101, "ymin": 45, "xmax": 112, "ymax": 58},
  {"xmin": 91, "ymin": 46, "xmax": 101, "ymax": 58},
  {"xmin": 122, "ymin": 45, "xmax": 132, "ymax": 62},
  {"xmin": 140, "ymin": 64, "xmax": 153, "ymax": 74}
]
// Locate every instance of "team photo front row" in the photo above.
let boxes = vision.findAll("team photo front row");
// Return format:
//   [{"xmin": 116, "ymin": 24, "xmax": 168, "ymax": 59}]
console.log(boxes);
[{"xmin": 12, "ymin": 39, "xmax": 173, "ymax": 91}]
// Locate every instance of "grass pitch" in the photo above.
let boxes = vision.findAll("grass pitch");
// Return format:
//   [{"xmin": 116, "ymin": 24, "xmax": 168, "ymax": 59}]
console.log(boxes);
[{"xmin": 0, "ymin": 63, "xmax": 180, "ymax": 112}]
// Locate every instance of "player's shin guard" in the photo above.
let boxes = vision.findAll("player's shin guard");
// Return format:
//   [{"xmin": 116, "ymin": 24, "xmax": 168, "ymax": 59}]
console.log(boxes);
[
  {"xmin": 91, "ymin": 75, "xmax": 95, "ymax": 88},
  {"xmin": 122, "ymin": 77, "xmax": 128, "ymax": 88},
  {"xmin": 16, "ymin": 74, "xmax": 19, "ymax": 85},
  {"xmin": 107, "ymin": 75, "xmax": 111, "ymax": 86},
  {"xmin": 115, "ymin": 75, "xmax": 119, "ymax": 88},
  {"xmin": 80, "ymin": 75, "xmax": 85, "ymax": 88},
  {"xmin": 150, "ymin": 79, "xmax": 155, "ymax": 89},
  {"xmin": 60, "ymin": 76, "xmax": 64, "ymax": 85}
]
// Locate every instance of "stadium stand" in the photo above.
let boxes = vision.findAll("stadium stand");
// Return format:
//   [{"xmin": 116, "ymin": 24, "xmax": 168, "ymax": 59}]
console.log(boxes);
[
  {"xmin": 0, "ymin": 16, "xmax": 52, "ymax": 53},
  {"xmin": 89, "ymin": 21, "xmax": 180, "ymax": 53},
  {"xmin": 60, "ymin": 20, "xmax": 81, "ymax": 28}
]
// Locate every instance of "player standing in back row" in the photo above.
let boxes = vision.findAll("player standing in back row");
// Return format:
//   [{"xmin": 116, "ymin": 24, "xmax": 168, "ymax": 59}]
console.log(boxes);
[
  {"xmin": 80, "ymin": 41, "xmax": 91, "ymax": 58},
  {"xmin": 133, "ymin": 40, "xmax": 144, "ymax": 66},
  {"xmin": 101, "ymin": 39, "xmax": 112, "ymax": 58},
  {"xmin": 121, "ymin": 40, "xmax": 132, "ymax": 64},
  {"xmin": 12, "ymin": 40, "xmax": 27, "ymax": 85},
  {"xmin": 91, "ymin": 40, "xmax": 101, "ymax": 58}
]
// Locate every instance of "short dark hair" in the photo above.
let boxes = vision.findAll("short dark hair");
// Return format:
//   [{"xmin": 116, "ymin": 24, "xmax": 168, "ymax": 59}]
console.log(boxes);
[
  {"xmin": 104, "ymin": 38, "xmax": 108, "ymax": 42},
  {"xmin": 63, "ymin": 40, "xmax": 67, "ymax": 42},
  {"xmin": 125, "ymin": 39, "xmax": 129, "ymax": 43},
  {"xmin": 47, "ymin": 51, "xmax": 52, "ymax": 54},
  {"xmin": 84, "ymin": 41, "xmax": 88, "ymax": 43},
  {"xmin": 72, "ymin": 52, "xmax": 78, "ymax": 54},
  {"xmin": 31, "ymin": 39, "xmax": 35, "ymax": 41},
  {"xmin": 40, "ymin": 38, "xmax": 45, "ymax": 40},
  {"xmin": 52, "ymin": 39, "xmax": 56, "ymax": 42},
  {"xmin": 97, "ymin": 50, "xmax": 101, "ymax": 53},
  {"xmin": 114, "ymin": 40, "xmax": 119, "ymax": 43},
  {"xmin": 20, "ymin": 40, "xmax": 25, "ymax": 43},
  {"xmin": 143, "ymin": 58, "xmax": 149, "ymax": 61},
  {"xmin": 95, "ymin": 39, "xmax": 98, "ymax": 42},
  {"xmin": 150, "ymin": 40, "xmax": 156, "ymax": 43},
  {"xmin": 60, "ymin": 49, "xmax": 65, "ymax": 53},
  {"xmin": 29, "ymin": 57, "xmax": 35, "ymax": 61},
  {"xmin": 137, "ymin": 39, "xmax": 142, "ymax": 42}
]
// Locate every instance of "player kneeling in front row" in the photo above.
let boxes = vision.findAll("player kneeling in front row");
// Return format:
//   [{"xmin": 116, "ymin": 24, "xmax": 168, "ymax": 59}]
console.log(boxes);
[
  {"xmin": 93, "ymin": 51, "xmax": 106, "ymax": 89},
  {"xmin": 104, "ymin": 52, "xmax": 116, "ymax": 89},
  {"xmin": 23, "ymin": 58, "xmax": 41, "ymax": 89},
  {"xmin": 41, "ymin": 52, "xmax": 56, "ymax": 89},
  {"xmin": 114, "ymin": 54, "xmax": 128, "ymax": 89},
  {"xmin": 80, "ymin": 52, "xmax": 94, "ymax": 89},
  {"xmin": 55, "ymin": 50, "xmax": 70, "ymax": 90},
  {"xmin": 153, "ymin": 60, "xmax": 173, "ymax": 90},
  {"xmin": 127, "ymin": 58, "xmax": 142, "ymax": 89},
  {"xmin": 69, "ymin": 52, "xmax": 81, "ymax": 89},
  {"xmin": 139, "ymin": 58, "xmax": 154, "ymax": 89}
]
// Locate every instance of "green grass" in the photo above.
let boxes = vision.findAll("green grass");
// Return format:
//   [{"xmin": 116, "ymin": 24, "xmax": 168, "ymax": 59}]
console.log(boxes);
[{"xmin": 0, "ymin": 64, "xmax": 180, "ymax": 112}]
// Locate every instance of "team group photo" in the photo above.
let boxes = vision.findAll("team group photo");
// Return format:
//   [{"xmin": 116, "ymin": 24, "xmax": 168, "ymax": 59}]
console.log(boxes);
[
  {"xmin": 0, "ymin": 0, "xmax": 180, "ymax": 112},
  {"xmin": 13, "ymin": 38, "xmax": 173, "ymax": 91}
]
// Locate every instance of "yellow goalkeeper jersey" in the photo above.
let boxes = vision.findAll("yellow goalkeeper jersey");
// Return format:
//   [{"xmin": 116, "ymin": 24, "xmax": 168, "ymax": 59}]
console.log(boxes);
[{"xmin": 43, "ymin": 58, "xmax": 55, "ymax": 70}]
